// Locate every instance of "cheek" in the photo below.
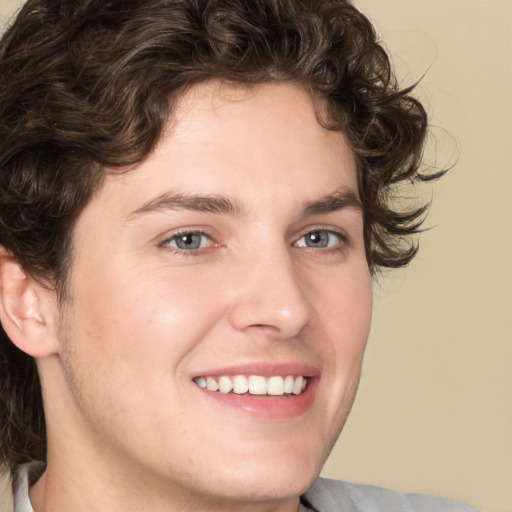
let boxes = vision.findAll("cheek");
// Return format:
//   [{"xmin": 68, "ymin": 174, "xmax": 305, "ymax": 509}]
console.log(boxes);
[
  {"xmin": 68, "ymin": 263, "xmax": 227, "ymax": 373},
  {"xmin": 314, "ymin": 265, "xmax": 372, "ymax": 388},
  {"xmin": 57, "ymin": 266, "xmax": 229, "ymax": 437},
  {"xmin": 315, "ymin": 263, "xmax": 372, "ymax": 342}
]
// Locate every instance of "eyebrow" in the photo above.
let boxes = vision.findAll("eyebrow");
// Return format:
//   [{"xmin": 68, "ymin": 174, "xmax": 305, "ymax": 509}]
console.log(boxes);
[
  {"xmin": 301, "ymin": 188, "xmax": 362, "ymax": 216},
  {"xmin": 127, "ymin": 187, "xmax": 362, "ymax": 221},
  {"xmin": 127, "ymin": 192, "xmax": 246, "ymax": 220}
]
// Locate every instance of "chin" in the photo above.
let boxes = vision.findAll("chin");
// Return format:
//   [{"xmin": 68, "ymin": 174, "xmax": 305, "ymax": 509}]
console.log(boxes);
[
  {"xmin": 205, "ymin": 471, "xmax": 318, "ymax": 504},
  {"xmin": 200, "ymin": 443, "xmax": 324, "ymax": 502}
]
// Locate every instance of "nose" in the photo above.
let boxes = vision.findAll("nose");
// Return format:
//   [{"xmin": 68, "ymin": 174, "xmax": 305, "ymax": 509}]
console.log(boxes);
[{"xmin": 227, "ymin": 247, "xmax": 311, "ymax": 340}]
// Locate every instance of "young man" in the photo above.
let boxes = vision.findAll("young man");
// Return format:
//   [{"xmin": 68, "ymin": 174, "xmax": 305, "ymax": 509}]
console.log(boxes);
[{"xmin": 0, "ymin": 1, "xmax": 479, "ymax": 511}]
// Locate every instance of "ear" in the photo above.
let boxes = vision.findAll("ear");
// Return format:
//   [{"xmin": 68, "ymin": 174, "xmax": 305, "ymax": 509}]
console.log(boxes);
[{"xmin": 0, "ymin": 248, "xmax": 59, "ymax": 358}]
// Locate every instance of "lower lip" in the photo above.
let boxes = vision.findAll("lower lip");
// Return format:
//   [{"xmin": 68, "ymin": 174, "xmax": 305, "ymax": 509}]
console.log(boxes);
[{"xmin": 193, "ymin": 378, "xmax": 318, "ymax": 420}]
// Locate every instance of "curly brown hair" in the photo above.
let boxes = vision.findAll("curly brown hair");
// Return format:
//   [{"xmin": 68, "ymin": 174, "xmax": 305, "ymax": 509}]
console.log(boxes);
[{"xmin": 0, "ymin": 0, "xmax": 433, "ymax": 475}]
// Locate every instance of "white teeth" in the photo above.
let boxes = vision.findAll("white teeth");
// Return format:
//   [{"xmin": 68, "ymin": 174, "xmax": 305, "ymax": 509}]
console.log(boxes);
[
  {"xmin": 248, "ymin": 375, "xmax": 267, "ymax": 395},
  {"xmin": 293, "ymin": 376, "xmax": 304, "ymax": 395},
  {"xmin": 194, "ymin": 375, "xmax": 308, "ymax": 396},
  {"xmin": 267, "ymin": 376, "xmax": 284, "ymax": 396},
  {"xmin": 218, "ymin": 376, "xmax": 233, "ymax": 394},
  {"xmin": 232, "ymin": 375, "xmax": 249, "ymax": 394},
  {"xmin": 284, "ymin": 375, "xmax": 294, "ymax": 394},
  {"xmin": 206, "ymin": 377, "xmax": 219, "ymax": 392},
  {"xmin": 195, "ymin": 377, "xmax": 207, "ymax": 389}
]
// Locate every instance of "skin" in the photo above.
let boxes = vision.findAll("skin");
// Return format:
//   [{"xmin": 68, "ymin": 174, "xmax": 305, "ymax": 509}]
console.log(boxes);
[{"xmin": 17, "ymin": 81, "xmax": 372, "ymax": 511}]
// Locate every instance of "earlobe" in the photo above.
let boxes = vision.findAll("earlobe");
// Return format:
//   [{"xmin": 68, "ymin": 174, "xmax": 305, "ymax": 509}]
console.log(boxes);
[{"xmin": 0, "ymin": 249, "xmax": 59, "ymax": 358}]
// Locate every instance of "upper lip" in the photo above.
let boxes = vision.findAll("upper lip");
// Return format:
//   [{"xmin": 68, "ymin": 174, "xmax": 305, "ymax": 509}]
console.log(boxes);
[{"xmin": 191, "ymin": 362, "xmax": 320, "ymax": 379}]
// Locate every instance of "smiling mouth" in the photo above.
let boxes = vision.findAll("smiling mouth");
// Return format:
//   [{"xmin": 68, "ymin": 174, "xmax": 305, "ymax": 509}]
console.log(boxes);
[{"xmin": 193, "ymin": 375, "xmax": 308, "ymax": 396}]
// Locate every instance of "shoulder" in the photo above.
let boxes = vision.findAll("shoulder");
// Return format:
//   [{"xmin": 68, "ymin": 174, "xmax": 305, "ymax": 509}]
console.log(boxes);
[
  {"xmin": 303, "ymin": 477, "xmax": 481, "ymax": 512},
  {"xmin": 12, "ymin": 461, "xmax": 45, "ymax": 512}
]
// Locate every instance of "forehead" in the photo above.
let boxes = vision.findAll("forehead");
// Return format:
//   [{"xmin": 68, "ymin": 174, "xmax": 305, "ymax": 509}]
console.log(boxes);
[
  {"xmin": 168, "ymin": 80, "xmax": 350, "ymax": 167},
  {"xmin": 89, "ymin": 81, "xmax": 358, "ymax": 221}
]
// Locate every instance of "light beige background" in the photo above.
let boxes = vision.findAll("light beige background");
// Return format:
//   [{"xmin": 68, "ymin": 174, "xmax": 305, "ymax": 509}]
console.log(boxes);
[{"xmin": 0, "ymin": 1, "xmax": 510, "ymax": 511}]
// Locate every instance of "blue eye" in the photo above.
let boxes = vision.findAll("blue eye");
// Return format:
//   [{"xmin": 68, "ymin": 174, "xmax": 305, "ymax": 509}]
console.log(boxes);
[
  {"xmin": 295, "ymin": 230, "xmax": 343, "ymax": 249},
  {"xmin": 164, "ymin": 232, "xmax": 211, "ymax": 250}
]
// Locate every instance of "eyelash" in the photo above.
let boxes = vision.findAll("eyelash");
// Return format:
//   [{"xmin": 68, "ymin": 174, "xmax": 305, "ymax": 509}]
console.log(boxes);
[
  {"xmin": 159, "ymin": 227, "xmax": 347, "ymax": 256},
  {"xmin": 160, "ymin": 229, "xmax": 215, "ymax": 255},
  {"xmin": 293, "ymin": 228, "xmax": 347, "ymax": 252}
]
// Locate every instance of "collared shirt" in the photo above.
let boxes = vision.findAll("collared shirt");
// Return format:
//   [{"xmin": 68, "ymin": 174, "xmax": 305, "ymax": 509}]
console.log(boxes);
[{"xmin": 12, "ymin": 461, "xmax": 480, "ymax": 512}]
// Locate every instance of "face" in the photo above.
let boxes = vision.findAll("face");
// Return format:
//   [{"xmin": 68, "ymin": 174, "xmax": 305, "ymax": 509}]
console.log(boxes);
[{"xmin": 48, "ymin": 82, "xmax": 372, "ymax": 509}]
